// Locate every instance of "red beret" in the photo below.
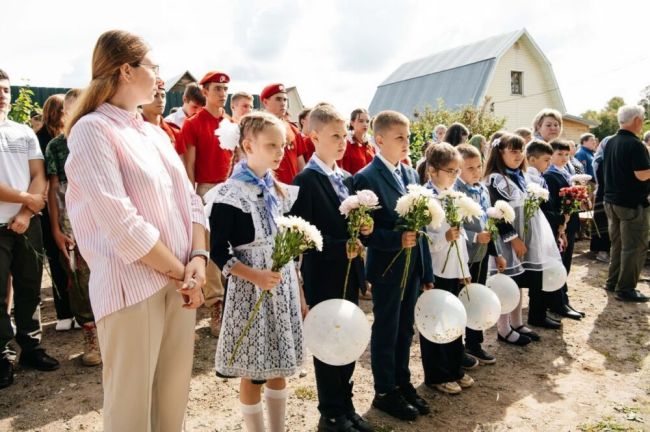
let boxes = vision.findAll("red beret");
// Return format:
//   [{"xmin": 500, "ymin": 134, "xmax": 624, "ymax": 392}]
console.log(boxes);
[
  {"xmin": 199, "ymin": 71, "xmax": 230, "ymax": 86},
  {"xmin": 260, "ymin": 83, "xmax": 286, "ymax": 101}
]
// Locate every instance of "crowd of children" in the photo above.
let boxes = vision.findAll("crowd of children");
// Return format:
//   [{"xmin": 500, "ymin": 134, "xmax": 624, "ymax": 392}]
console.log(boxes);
[{"xmin": 1, "ymin": 30, "xmax": 609, "ymax": 431}]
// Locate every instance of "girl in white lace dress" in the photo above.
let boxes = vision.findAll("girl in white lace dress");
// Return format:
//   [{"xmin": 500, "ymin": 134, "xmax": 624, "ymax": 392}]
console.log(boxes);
[
  {"xmin": 484, "ymin": 133, "xmax": 562, "ymax": 346},
  {"xmin": 204, "ymin": 112, "xmax": 305, "ymax": 432}
]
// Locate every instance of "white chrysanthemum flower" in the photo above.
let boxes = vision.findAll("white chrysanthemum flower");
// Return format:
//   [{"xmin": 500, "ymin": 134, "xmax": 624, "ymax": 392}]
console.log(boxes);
[
  {"xmin": 406, "ymin": 183, "xmax": 434, "ymax": 198},
  {"xmin": 494, "ymin": 200, "xmax": 515, "ymax": 223},
  {"xmin": 215, "ymin": 120, "xmax": 240, "ymax": 151},
  {"xmin": 339, "ymin": 195, "xmax": 360, "ymax": 216},
  {"xmin": 570, "ymin": 174, "xmax": 592, "ymax": 185},
  {"xmin": 395, "ymin": 194, "xmax": 415, "ymax": 217},
  {"xmin": 526, "ymin": 183, "xmax": 549, "ymax": 201},
  {"xmin": 486, "ymin": 207, "xmax": 500, "ymax": 219},
  {"xmin": 437, "ymin": 189, "xmax": 465, "ymax": 201},
  {"xmin": 427, "ymin": 198, "xmax": 445, "ymax": 229},
  {"xmin": 457, "ymin": 196, "xmax": 483, "ymax": 221},
  {"xmin": 356, "ymin": 189, "xmax": 380, "ymax": 208}
]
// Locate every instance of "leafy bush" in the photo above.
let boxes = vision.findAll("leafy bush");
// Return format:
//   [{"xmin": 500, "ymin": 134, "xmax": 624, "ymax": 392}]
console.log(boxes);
[{"xmin": 9, "ymin": 86, "xmax": 40, "ymax": 125}]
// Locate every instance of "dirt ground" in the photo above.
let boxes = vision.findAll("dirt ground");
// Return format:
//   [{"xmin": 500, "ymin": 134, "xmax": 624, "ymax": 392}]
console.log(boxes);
[{"xmin": 0, "ymin": 240, "xmax": 649, "ymax": 432}]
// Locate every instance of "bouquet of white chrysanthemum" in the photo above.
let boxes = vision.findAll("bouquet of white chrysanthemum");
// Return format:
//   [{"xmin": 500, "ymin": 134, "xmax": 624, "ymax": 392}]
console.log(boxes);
[
  {"xmin": 570, "ymin": 174, "xmax": 592, "ymax": 185},
  {"xmin": 229, "ymin": 215, "xmax": 322, "ymax": 366},
  {"xmin": 470, "ymin": 200, "xmax": 516, "ymax": 271},
  {"xmin": 339, "ymin": 190, "xmax": 380, "ymax": 298},
  {"xmin": 215, "ymin": 120, "xmax": 240, "ymax": 151},
  {"xmin": 383, "ymin": 184, "xmax": 444, "ymax": 300},
  {"xmin": 524, "ymin": 183, "xmax": 549, "ymax": 235},
  {"xmin": 438, "ymin": 190, "xmax": 482, "ymax": 275}
]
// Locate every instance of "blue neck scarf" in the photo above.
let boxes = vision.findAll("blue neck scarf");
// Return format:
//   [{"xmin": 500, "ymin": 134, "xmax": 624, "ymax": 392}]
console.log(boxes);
[
  {"xmin": 547, "ymin": 164, "xmax": 572, "ymax": 184},
  {"xmin": 466, "ymin": 183, "xmax": 489, "ymax": 223},
  {"xmin": 305, "ymin": 157, "xmax": 350, "ymax": 202},
  {"xmin": 231, "ymin": 160, "xmax": 279, "ymax": 230},
  {"xmin": 505, "ymin": 168, "xmax": 526, "ymax": 192}
]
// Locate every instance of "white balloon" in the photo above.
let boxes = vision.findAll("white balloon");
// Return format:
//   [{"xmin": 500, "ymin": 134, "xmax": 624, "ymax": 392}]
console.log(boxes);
[
  {"xmin": 415, "ymin": 289, "xmax": 467, "ymax": 344},
  {"xmin": 458, "ymin": 283, "xmax": 501, "ymax": 331},
  {"xmin": 303, "ymin": 299, "xmax": 371, "ymax": 366},
  {"xmin": 486, "ymin": 273, "xmax": 521, "ymax": 314},
  {"xmin": 542, "ymin": 262, "xmax": 567, "ymax": 292}
]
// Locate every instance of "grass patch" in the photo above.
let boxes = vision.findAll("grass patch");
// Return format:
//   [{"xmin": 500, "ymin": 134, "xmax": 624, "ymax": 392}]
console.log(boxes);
[
  {"xmin": 293, "ymin": 386, "xmax": 317, "ymax": 401},
  {"xmin": 577, "ymin": 416, "xmax": 638, "ymax": 432}
]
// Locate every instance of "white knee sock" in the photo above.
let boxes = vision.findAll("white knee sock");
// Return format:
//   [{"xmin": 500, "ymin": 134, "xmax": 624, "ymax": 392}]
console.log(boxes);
[
  {"xmin": 497, "ymin": 314, "xmax": 511, "ymax": 337},
  {"xmin": 241, "ymin": 402, "xmax": 265, "ymax": 432},
  {"xmin": 264, "ymin": 387, "xmax": 288, "ymax": 432}
]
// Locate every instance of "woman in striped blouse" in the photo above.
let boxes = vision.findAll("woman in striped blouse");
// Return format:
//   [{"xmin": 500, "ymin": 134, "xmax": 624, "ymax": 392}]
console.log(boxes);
[{"xmin": 65, "ymin": 30, "xmax": 207, "ymax": 432}]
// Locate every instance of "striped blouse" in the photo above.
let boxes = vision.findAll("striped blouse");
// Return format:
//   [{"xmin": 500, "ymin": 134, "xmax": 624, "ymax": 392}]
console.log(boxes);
[{"xmin": 65, "ymin": 103, "xmax": 206, "ymax": 322}]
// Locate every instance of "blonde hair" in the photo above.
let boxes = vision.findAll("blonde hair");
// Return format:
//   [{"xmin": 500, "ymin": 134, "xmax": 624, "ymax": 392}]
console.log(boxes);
[
  {"xmin": 231, "ymin": 91, "xmax": 253, "ymax": 105},
  {"xmin": 235, "ymin": 112, "xmax": 287, "ymax": 195},
  {"xmin": 456, "ymin": 143, "xmax": 481, "ymax": 160},
  {"xmin": 373, "ymin": 110, "xmax": 409, "ymax": 136},
  {"xmin": 309, "ymin": 104, "xmax": 345, "ymax": 132},
  {"xmin": 65, "ymin": 30, "xmax": 149, "ymax": 136},
  {"xmin": 532, "ymin": 108, "xmax": 563, "ymax": 134}
]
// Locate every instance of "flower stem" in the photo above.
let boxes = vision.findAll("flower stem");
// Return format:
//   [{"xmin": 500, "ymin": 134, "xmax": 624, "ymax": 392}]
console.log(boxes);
[
  {"xmin": 400, "ymin": 248, "xmax": 411, "ymax": 301},
  {"xmin": 441, "ymin": 241, "xmax": 454, "ymax": 273},
  {"xmin": 342, "ymin": 258, "xmax": 352, "ymax": 300},
  {"xmin": 228, "ymin": 290, "xmax": 268, "ymax": 367},
  {"xmin": 382, "ymin": 248, "xmax": 404, "ymax": 277}
]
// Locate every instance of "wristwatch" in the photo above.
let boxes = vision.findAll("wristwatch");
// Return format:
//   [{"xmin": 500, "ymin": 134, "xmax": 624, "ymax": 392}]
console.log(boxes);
[{"xmin": 190, "ymin": 249, "xmax": 210, "ymax": 266}]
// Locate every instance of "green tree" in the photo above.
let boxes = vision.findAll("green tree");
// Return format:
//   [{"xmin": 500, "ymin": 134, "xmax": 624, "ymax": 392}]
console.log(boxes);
[
  {"xmin": 409, "ymin": 98, "xmax": 506, "ymax": 162},
  {"xmin": 581, "ymin": 96, "xmax": 625, "ymax": 140},
  {"xmin": 8, "ymin": 86, "xmax": 40, "ymax": 125}
]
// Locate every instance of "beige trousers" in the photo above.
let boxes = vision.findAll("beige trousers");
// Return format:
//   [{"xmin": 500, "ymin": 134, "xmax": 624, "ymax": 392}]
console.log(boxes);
[
  {"xmin": 96, "ymin": 283, "xmax": 196, "ymax": 432},
  {"xmin": 197, "ymin": 183, "xmax": 225, "ymax": 307}
]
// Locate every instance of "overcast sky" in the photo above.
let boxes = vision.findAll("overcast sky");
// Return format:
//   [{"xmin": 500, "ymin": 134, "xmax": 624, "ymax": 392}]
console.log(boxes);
[{"xmin": 3, "ymin": 0, "xmax": 648, "ymax": 118}]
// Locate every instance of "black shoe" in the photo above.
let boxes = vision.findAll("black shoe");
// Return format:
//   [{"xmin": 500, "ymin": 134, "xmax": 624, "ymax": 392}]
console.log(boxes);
[
  {"xmin": 513, "ymin": 325, "xmax": 540, "ymax": 342},
  {"xmin": 605, "ymin": 285, "xmax": 615, "ymax": 292},
  {"xmin": 550, "ymin": 305, "xmax": 582, "ymax": 320},
  {"xmin": 615, "ymin": 290, "xmax": 650, "ymax": 303},
  {"xmin": 0, "ymin": 359, "xmax": 14, "ymax": 389},
  {"xmin": 528, "ymin": 317, "xmax": 562, "ymax": 329},
  {"xmin": 317, "ymin": 415, "xmax": 358, "ymax": 432},
  {"xmin": 497, "ymin": 328, "xmax": 531, "ymax": 346},
  {"xmin": 399, "ymin": 384, "xmax": 430, "ymax": 415},
  {"xmin": 372, "ymin": 390, "xmax": 419, "ymax": 421},
  {"xmin": 466, "ymin": 346, "xmax": 496, "ymax": 365},
  {"xmin": 567, "ymin": 304, "xmax": 586, "ymax": 317},
  {"xmin": 347, "ymin": 412, "xmax": 374, "ymax": 432},
  {"xmin": 18, "ymin": 349, "xmax": 60, "ymax": 371},
  {"xmin": 462, "ymin": 352, "xmax": 480, "ymax": 369}
]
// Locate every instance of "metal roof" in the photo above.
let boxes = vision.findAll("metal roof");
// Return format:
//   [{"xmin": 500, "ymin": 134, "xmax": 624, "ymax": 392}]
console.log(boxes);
[{"xmin": 369, "ymin": 28, "xmax": 566, "ymax": 117}]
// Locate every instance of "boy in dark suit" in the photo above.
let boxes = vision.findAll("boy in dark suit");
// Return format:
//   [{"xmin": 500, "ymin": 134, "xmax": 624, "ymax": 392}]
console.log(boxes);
[
  {"xmin": 291, "ymin": 105, "xmax": 373, "ymax": 432},
  {"xmin": 353, "ymin": 111, "xmax": 433, "ymax": 422},
  {"xmin": 543, "ymin": 139, "xmax": 584, "ymax": 320}
]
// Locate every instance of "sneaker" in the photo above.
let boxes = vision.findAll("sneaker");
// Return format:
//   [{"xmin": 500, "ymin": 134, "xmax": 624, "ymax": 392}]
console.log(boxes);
[
  {"xmin": 210, "ymin": 300, "xmax": 223, "ymax": 337},
  {"xmin": 462, "ymin": 352, "xmax": 480, "ymax": 370},
  {"xmin": 18, "ymin": 349, "xmax": 60, "ymax": 371},
  {"xmin": 457, "ymin": 374, "xmax": 474, "ymax": 389},
  {"xmin": 430, "ymin": 381, "xmax": 462, "ymax": 395},
  {"xmin": 596, "ymin": 251, "xmax": 610, "ymax": 263},
  {"xmin": 317, "ymin": 415, "xmax": 357, "ymax": 432},
  {"xmin": 466, "ymin": 346, "xmax": 496, "ymax": 365},
  {"xmin": 55, "ymin": 318, "xmax": 74, "ymax": 332},
  {"xmin": 81, "ymin": 322, "xmax": 102, "ymax": 367}
]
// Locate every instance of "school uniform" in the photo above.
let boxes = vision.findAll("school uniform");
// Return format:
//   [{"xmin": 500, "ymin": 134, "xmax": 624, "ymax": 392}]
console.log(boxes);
[
  {"xmin": 454, "ymin": 178, "xmax": 502, "ymax": 349},
  {"xmin": 275, "ymin": 121, "xmax": 306, "ymax": 184},
  {"xmin": 419, "ymin": 181, "xmax": 469, "ymax": 385},
  {"xmin": 543, "ymin": 165, "xmax": 581, "ymax": 314},
  {"xmin": 290, "ymin": 155, "xmax": 365, "ymax": 423},
  {"xmin": 353, "ymin": 155, "xmax": 433, "ymax": 404}
]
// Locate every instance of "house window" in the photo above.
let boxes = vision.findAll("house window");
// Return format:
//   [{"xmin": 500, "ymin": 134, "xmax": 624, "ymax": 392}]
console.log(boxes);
[{"xmin": 511, "ymin": 71, "xmax": 523, "ymax": 95}]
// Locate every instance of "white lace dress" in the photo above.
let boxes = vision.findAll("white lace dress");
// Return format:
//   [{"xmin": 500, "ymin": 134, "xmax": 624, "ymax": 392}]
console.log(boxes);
[
  {"xmin": 204, "ymin": 179, "xmax": 304, "ymax": 380},
  {"xmin": 486, "ymin": 173, "xmax": 562, "ymax": 277}
]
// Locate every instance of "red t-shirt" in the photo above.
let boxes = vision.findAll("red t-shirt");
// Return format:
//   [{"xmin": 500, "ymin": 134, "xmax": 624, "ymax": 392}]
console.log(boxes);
[
  {"xmin": 301, "ymin": 134, "xmax": 315, "ymax": 162},
  {"xmin": 275, "ymin": 122, "xmax": 305, "ymax": 184},
  {"xmin": 160, "ymin": 120, "xmax": 185, "ymax": 155},
  {"xmin": 181, "ymin": 108, "xmax": 233, "ymax": 184},
  {"xmin": 338, "ymin": 135, "xmax": 375, "ymax": 174}
]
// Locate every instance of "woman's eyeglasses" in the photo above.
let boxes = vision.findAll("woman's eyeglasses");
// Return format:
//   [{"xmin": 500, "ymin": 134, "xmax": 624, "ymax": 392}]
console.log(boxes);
[{"xmin": 133, "ymin": 63, "xmax": 160, "ymax": 75}]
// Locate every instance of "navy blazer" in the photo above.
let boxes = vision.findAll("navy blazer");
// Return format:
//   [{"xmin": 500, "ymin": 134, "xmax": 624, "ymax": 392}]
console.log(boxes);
[
  {"xmin": 353, "ymin": 157, "xmax": 433, "ymax": 285},
  {"xmin": 543, "ymin": 169, "xmax": 581, "ymax": 237},
  {"xmin": 291, "ymin": 167, "xmax": 365, "ymax": 306}
]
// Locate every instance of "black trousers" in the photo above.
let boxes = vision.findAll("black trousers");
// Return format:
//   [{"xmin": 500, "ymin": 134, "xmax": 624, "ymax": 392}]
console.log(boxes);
[
  {"xmin": 0, "ymin": 219, "xmax": 44, "ymax": 357},
  {"xmin": 370, "ymin": 271, "xmax": 420, "ymax": 394},
  {"xmin": 519, "ymin": 270, "xmax": 544, "ymax": 323},
  {"xmin": 314, "ymin": 357, "xmax": 355, "ymax": 418},
  {"xmin": 41, "ymin": 207, "xmax": 72, "ymax": 320},
  {"xmin": 420, "ymin": 276, "xmax": 464, "ymax": 385},
  {"xmin": 465, "ymin": 256, "xmax": 488, "ymax": 348}
]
